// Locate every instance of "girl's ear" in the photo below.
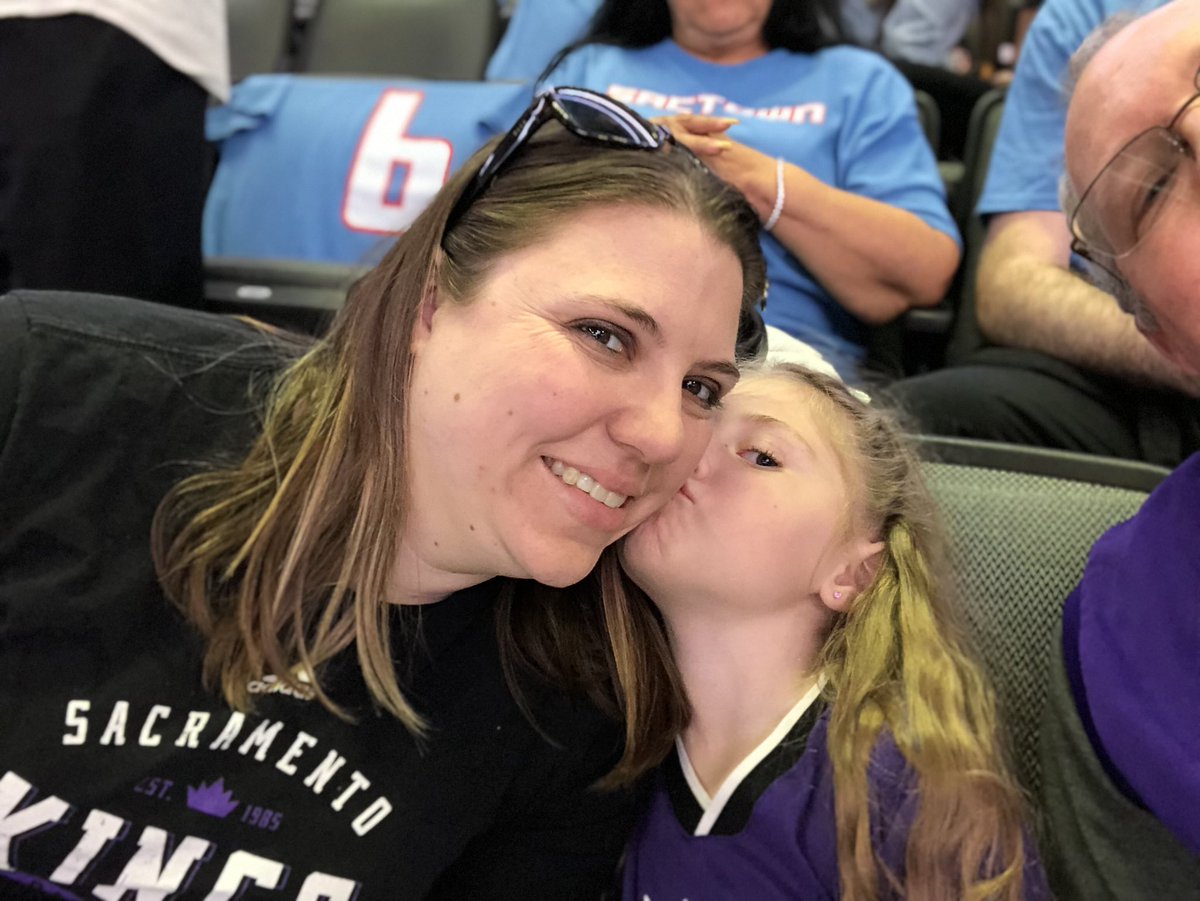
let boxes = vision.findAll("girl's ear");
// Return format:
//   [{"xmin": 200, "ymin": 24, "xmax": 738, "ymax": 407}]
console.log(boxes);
[{"xmin": 819, "ymin": 539, "xmax": 885, "ymax": 613}]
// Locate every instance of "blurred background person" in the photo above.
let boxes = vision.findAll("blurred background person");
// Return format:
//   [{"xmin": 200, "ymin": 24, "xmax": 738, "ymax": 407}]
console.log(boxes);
[
  {"xmin": 540, "ymin": 0, "xmax": 960, "ymax": 383},
  {"xmin": 0, "ymin": 0, "xmax": 228, "ymax": 308}
]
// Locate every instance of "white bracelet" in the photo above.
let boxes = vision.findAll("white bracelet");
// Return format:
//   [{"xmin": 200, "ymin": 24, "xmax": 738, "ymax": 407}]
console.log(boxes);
[{"xmin": 763, "ymin": 156, "xmax": 785, "ymax": 231}]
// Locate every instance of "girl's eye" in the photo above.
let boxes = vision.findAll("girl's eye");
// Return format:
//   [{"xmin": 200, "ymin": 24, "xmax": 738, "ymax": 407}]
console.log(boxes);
[
  {"xmin": 738, "ymin": 448, "xmax": 779, "ymax": 468},
  {"xmin": 683, "ymin": 377, "xmax": 722, "ymax": 409},
  {"xmin": 579, "ymin": 323, "xmax": 627, "ymax": 354}
]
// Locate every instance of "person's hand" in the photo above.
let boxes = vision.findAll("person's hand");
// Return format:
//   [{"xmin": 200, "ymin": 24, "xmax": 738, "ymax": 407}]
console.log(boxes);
[
  {"xmin": 652, "ymin": 113, "xmax": 738, "ymax": 157},
  {"xmin": 654, "ymin": 114, "xmax": 780, "ymax": 223}
]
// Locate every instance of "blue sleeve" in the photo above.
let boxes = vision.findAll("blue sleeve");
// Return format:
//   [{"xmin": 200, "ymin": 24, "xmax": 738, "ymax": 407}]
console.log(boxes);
[
  {"xmin": 840, "ymin": 0, "xmax": 882, "ymax": 48},
  {"xmin": 974, "ymin": 0, "xmax": 1086, "ymax": 216},
  {"xmin": 880, "ymin": 0, "xmax": 978, "ymax": 67},
  {"xmin": 837, "ymin": 60, "xmax": 961, "ymax": 244},
  {"xmin": 485, "ymin": 0, "xmax": 601, "ymax": 82}
]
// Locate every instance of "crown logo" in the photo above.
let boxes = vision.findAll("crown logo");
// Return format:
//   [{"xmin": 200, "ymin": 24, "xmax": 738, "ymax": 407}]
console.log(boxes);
[{"xmin": 186, "ymin": 778, "xmax": 240, "ymax": 819}]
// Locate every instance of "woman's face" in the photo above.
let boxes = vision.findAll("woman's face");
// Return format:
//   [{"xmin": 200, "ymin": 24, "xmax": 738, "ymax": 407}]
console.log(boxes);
[
  {"xmin": 622, "ymin": 374, "xmax": 855, "ymax": 614},
  {"xmin": 405, "ymin": 203, "xmax": 744, "ymax": 589}
]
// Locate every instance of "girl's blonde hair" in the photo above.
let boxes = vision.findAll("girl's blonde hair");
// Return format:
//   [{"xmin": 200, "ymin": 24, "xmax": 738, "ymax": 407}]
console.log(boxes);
[
  {"xmin": 598, "ymin": 360, "xmax": 1032, "ymax": 889},
  {"xmin": 771, "ymin": 363, "xmax": 1029, "ymax": 901},
  {"xmin": 151, "ymin": 123, "xmax": 766, "ymax": 784}
]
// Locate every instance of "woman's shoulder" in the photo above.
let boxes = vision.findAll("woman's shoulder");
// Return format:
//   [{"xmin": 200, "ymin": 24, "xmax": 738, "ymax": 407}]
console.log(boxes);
[
  {"xmin": 0, "ymin": 290, "xmax": 301, "ymax": 369},
  {"xmin": 0, "ymin": 292, "xmax": 303, "ymax": 522}
]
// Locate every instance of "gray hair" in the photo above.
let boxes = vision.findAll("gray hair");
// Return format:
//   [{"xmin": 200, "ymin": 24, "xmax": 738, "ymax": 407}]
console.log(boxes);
[{"xmin": 1060, "ymin": 9, "xmax": 1159, "ymax": 332}]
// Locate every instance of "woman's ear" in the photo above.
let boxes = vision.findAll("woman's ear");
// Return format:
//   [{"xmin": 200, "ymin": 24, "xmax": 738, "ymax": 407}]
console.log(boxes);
[
  {"xmin": 818, "ymin": 539, "xmax": 885, "ymax": 613},
  {"xmin": 411, "ymin": 284, "xmax": 440, "ymax": 352}
]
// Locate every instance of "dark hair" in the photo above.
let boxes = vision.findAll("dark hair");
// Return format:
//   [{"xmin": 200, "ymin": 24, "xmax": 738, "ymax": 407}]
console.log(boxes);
[{"xmin": 539, "ymin": 0, "xmax": 845, "ymax": 84}]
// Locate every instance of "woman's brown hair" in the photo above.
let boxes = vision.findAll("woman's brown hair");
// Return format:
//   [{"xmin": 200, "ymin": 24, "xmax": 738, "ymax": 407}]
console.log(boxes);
[{"xmin": 151, "ymin": 123, "xmax": 765, "ymax": 784}]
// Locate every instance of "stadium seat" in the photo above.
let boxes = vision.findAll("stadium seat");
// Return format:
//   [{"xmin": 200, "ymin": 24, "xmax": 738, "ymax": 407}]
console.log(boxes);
[
  {"xmin": 298, "ymin": 0, "xmax": 501, "ymax": 81},
  {"xmin": 916, "ymin": 435, "xmax": 1167, "ymax": 797},
  {"xmin": 227, "ymin": 0, "xmax": 293, "ymax": 83},
  {"xmin": 866, "ymin": 88, "xmax": 1005, "ymax": 378},
  {"xmin": 204, "ymin": 257, "xmax": 366, "ymax": 334},
  {"xmin": 945, "ymin": 88, "xmax": 1007, "ymax": 364},
  {"xmin": 913, "ymin": 89, "xmax": 941, "ymax": 161}
]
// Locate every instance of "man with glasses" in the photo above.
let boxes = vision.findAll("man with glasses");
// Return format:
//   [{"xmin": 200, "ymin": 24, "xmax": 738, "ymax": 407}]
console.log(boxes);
[
  {"xmin": 887, "ymin": 0, "xmax": 1194, "ymax": 468},
  {"xmin": 1035, "ymin": 4, "xmax": 1200, "ymax": 897}
]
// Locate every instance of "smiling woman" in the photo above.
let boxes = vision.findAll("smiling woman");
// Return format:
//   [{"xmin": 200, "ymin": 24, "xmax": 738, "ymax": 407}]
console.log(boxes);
[
  {"xmin": 406, "ymin": 203, "xmax": 744, "ymax": 590},
  {"xmin": 0, "ymin": 89, "xmax": 765, "ymax": 899}
]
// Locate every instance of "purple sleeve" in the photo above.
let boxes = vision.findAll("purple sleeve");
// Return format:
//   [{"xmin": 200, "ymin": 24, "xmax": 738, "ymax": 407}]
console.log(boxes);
[{"xmin": 1074, "ymin": 453, "xmax": 1200, "ymax": 855}]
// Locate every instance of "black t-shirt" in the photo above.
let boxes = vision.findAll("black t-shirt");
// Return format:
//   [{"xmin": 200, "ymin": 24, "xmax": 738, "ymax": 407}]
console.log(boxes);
[{"xmin": 0, "ymin": 292, "xmax": 634, "ymax": 899}]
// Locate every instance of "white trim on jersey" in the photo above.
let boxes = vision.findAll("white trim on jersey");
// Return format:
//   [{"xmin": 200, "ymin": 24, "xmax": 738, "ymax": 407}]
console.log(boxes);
[{"xmin": 678, "ymin": 677, "xmax": 826, "ymax": 837}]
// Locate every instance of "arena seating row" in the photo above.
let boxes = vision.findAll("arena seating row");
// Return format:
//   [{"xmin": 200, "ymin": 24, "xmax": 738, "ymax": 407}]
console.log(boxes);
[
  {"xmin": 211, "ymin": 2, "xmax": 1008, "ymax": 379},
  {"xmin": 227, "ymin": 0, "xmax": 500, "ymax": 84},
  {"xmin": 201, "ymin": 81, "xmax": 1006, "ymax": 376}
]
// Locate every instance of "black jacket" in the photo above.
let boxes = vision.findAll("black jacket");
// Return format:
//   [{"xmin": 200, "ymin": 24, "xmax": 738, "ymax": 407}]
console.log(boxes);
[{"xmin": 0, "ymin": 291, "xmax": 633, "ymax": 899}]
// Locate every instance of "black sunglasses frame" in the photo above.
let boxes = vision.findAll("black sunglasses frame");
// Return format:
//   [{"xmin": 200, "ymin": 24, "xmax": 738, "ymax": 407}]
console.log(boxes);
[
  {"xmin": 442, "ymin": 86, "xmax": 681, "ymax": 240},
  {"xmin": 438, "ymin": 86, "xmax": 768, "ymax": 357}
]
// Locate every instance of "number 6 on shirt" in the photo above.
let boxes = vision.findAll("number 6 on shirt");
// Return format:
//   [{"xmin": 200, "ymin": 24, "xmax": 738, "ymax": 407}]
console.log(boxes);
[{"xmin": 342, "ymin": 90, "xmax": 453, "ymax": 235}]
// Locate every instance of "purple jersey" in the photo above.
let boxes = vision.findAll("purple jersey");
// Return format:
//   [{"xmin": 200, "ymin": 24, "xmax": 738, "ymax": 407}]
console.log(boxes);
[
  {"xmin": 625, "ymin": 702, "xmax": 1050, "ymax": 899},
  {"xmin": 623, "ymin": 703, "xmax": 913, "ymax": 900},
  {"xmin": 1063, "ymin": 452, "xmax": 1200, "ymax": 854}
]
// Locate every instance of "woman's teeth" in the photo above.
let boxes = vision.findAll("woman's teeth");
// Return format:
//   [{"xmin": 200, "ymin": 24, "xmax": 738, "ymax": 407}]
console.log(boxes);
[{"xmin": 548, "ymin": 459, "xmax": 628, "ymax": 508}]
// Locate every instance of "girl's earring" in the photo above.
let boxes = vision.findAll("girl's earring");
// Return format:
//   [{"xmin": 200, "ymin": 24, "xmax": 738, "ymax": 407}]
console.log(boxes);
[{"xmin": 833, "ymin": 591, "xmax": 843, "ymax": 600}]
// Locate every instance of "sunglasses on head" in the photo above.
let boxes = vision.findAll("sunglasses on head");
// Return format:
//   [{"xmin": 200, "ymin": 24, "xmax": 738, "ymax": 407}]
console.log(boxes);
[
  {"xmin": 442, "ymin": 86, "xmax": 687, "ymax": 239},
  {"xmin": 440, "ymin": 85, "xmax": 768, "ymax": 357}
]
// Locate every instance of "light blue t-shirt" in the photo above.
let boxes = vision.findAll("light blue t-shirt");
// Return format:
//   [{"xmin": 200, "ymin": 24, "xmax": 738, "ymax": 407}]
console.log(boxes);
[
  {"xmin": 977, "ymin": 0, "xmax": 1169, "ymax": 216},
  {"xmin": 203, "ymin": 75, "xmax": 527, "ymax": 263},
  {"xmin": 549, "ymin": 40, "xmax": 959, "ymax": 375},
  {"xmin": 487, "ymin": 0, "xmax": 600, "ymax": 82}
]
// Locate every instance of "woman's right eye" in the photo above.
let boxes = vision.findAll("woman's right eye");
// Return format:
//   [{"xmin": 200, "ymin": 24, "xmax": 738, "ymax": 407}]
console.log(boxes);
[{"xmin": 578, "ymin": 323, "xmax": 628, "ymax": 354}]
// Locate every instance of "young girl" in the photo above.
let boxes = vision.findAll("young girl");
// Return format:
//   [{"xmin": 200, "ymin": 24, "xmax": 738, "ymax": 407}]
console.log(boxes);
[{"xmin": 615, "ymin": 362, "xmax": 1049, "ymax": 900}]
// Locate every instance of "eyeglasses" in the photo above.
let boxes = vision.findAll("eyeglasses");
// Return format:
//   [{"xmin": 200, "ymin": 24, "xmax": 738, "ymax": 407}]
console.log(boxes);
[
  {"xmin": 442, "ymin": 86, "xmax": 684, "ymax": 239},
  {"xmin": 1070, "ymin": 65, "xmax": 1200, "ymax": 263}
]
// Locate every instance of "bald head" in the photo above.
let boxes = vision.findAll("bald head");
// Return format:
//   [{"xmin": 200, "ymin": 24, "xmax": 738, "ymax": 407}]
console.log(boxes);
[
  {"xmin": 1064, "ymin": 0, "xmax": 1200, "ymax": 375},
  {"xmin": 1066, "ymin": 0, "xmax": 1200, "ymax": 199}
]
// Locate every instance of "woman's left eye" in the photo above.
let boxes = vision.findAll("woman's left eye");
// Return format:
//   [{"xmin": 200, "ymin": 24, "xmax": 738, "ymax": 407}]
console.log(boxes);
[
  {"xmin": 579, "ymin": 323, "xmax": 627, "ymax": 354},
  {"xmin": 738, "ymin": 448, "xmax": 779, "ymax": 468}
]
